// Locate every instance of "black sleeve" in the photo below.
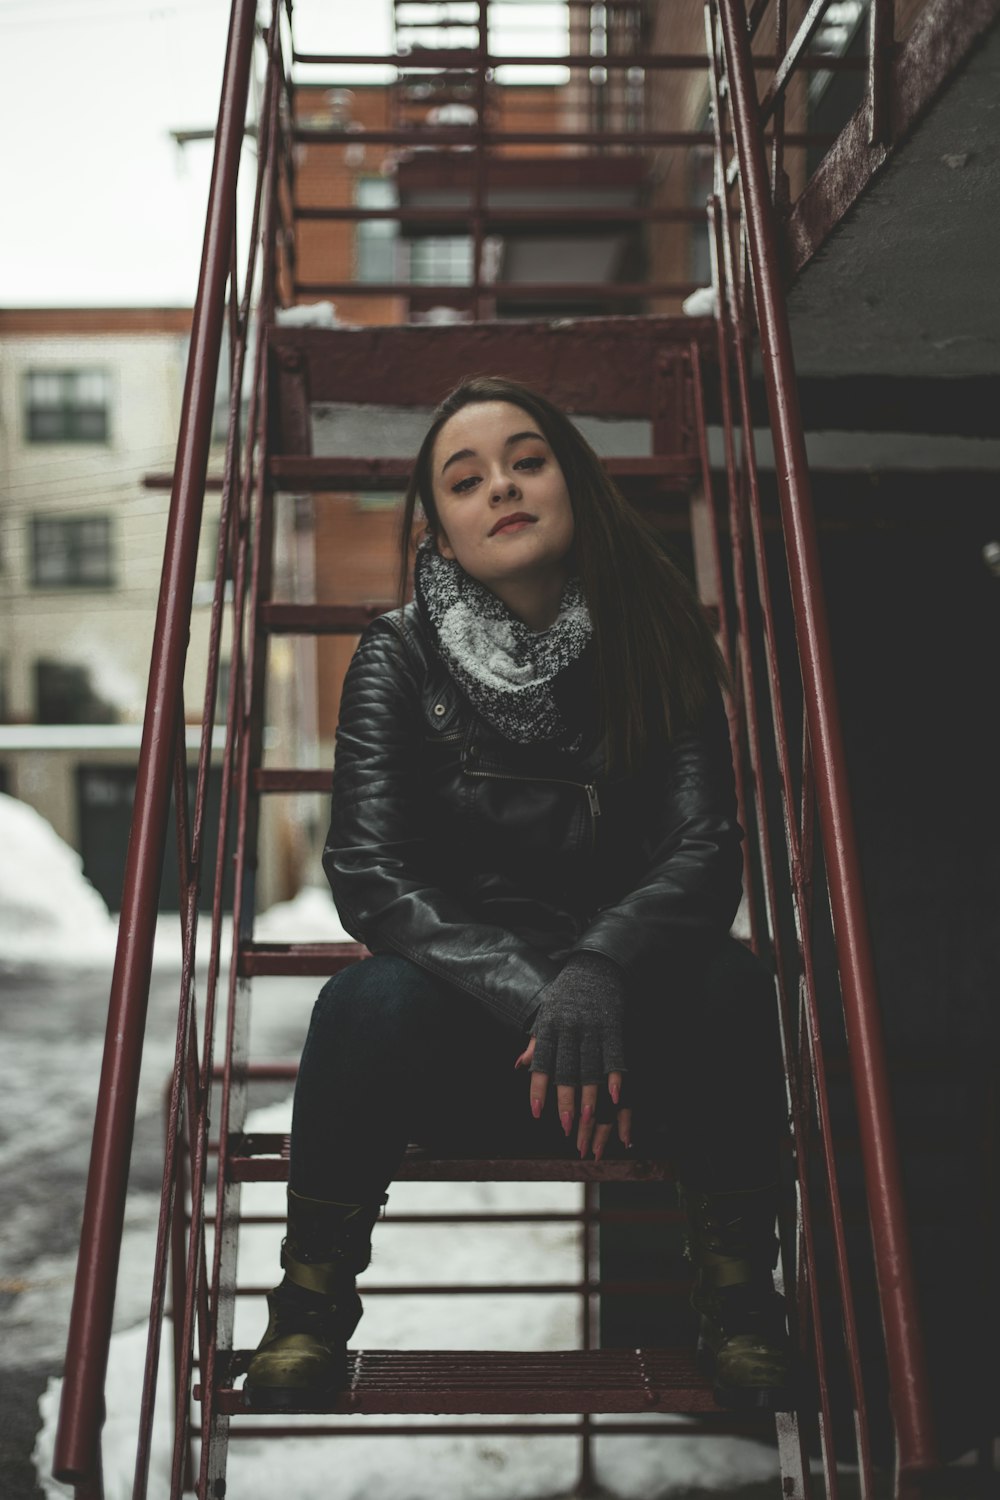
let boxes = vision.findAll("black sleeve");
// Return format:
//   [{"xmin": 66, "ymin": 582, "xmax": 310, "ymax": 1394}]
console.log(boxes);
[
  {"xmin": 568, "ymin": 685, "xmax": 745, "ymax": 974},
  {"xmin": 322, "ymin": 620, "xmax": 561, "ymax": 1031}
]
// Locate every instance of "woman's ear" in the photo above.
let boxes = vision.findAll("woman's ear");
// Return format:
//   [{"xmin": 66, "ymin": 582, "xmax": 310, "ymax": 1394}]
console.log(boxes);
[{"xmin": 435, "ymin": 529, "xmax": 455, "ymax": 561}]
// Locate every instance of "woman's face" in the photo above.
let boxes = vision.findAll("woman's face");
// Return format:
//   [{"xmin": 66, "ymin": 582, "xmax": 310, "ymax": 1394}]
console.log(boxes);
[{"xmin": 429, "ymin": 400, "xmax": 576, "ymax": 618}]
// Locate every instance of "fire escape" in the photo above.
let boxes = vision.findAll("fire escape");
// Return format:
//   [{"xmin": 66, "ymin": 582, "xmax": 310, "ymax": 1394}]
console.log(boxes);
[{"xmin": 52, "ymin": 1, "xmax": 1000, "ymax": 1496}]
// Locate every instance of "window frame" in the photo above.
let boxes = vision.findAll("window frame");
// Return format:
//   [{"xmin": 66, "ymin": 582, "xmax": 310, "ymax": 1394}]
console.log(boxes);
[
  {"xmin": 23, "ymin": 368, "xmax": 112, "ymax": 445},
  {"xmin": 354, "ymin": 176, "xmax": 400, "ymax": 284},
  {"xmin": 30, "ymin": 513, "xmax": 116, "ymax": 590}
]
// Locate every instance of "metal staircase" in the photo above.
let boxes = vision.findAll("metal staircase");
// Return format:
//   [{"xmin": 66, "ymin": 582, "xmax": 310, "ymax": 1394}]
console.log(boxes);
[{"xmin": 51, "ymin": 1, "xmax": 971, "ymax": 1496}]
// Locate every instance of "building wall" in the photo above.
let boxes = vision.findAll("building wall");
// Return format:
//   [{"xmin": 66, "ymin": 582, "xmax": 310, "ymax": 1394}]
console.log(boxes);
[
  {"xmin": 0, "ymin": 312, "xmax": 230, "ymax": 728},
  {"xmin": 293, "ymin": 84, "xmax": 403, "ymax": 325},
  {"xmin": 0, "ymin": 308, "xmax": 301, "ymax": 910}
]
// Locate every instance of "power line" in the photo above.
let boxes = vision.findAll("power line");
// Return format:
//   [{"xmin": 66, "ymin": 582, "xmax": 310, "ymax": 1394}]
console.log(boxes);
[{"xmin": 0, "ymin": 464, "xmax": 223, "ymax": 499}]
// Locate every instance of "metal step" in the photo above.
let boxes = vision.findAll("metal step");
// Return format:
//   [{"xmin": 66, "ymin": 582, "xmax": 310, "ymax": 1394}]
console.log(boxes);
[
  {"xmin": 252, "ymin": 768, "xmax": 333, "ymax": 793},
  {"xmin": 237, "ymin": 941, "xmax": 364, "ymax": 977},
  {"xmin": 258, "ymin": 602, "xmax": 396, "ymax": 634},
  {"xmin": 226, "ymin": 1136, "xmax": 673, "ymax": 1185},
  {"xmin": 210, "ymin": 1347, "xmax": 719, "ymax": 1415},
  {"xmin": 234, "ymin": 1278, "xmax": 693, "ymax": 1299},
  {"xmin": 258, "ymin": 600, "xmax": 719, "ymax": 635}
]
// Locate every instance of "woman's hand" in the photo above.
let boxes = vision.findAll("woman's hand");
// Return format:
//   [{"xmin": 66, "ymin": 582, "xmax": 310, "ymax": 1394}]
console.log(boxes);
[
  {"xmin": 515, "ymin": 1033, "xmax": 631, "ymax": 1160},
  {"xmin": 513, "ymin": 951, "xmax": 630, "ymax": 1160}
]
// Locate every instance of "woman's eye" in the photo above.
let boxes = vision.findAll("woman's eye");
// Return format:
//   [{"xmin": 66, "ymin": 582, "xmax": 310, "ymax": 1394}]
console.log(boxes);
[
  {"xmin": 451, "ymin": 474, "xmax": 479, "ymax": 494},
  {"xmin": 515, "ymin": 456, "xmax": 544, "ymax": 471}
]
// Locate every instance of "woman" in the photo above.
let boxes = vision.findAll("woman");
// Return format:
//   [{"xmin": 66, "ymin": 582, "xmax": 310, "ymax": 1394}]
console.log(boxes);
[{"xmin": 245, "ymin": 376, "xmax": 791, "ymax": 1413}]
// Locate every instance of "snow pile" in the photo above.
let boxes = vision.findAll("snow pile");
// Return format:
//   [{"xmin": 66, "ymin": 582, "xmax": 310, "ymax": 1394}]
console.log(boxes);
[
  {"xmin": 0, "ymin": 792, "xmax": 235, "ymax": 973},
  {"xmin": 34, "ymin": 1097, "xmax": 782, "ymax": 1499},
  {"xmin": 0, "ymin": 793, "xmax": 118, "ymax": 969},
  {"xmin": 253, "ymin": 884, "xmax": 353, "ymax": 943},
  {"xmin": 0, "ymin": 795, "xmax": 356, "ymax": 973}
]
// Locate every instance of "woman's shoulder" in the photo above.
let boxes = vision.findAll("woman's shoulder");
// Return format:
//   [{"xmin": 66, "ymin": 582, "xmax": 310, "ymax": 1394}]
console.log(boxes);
[
  {"xmin": 360, "ymin": 601, "xmax": 422, "ymax": 657},
  {"xmin": 359, "ymin": 601, "xmax": 454, "ymax": 692}
]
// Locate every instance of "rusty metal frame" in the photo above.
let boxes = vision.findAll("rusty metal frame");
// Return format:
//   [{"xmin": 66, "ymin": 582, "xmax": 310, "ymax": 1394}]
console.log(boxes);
[
  {"xmin": 742, "ymin": 0, "xmax": 1000, "ymax": 276},
  {"xmin": 52, "ymin": 3, "xmax": 288, "ymax": 1494},
  {"xmin": 296, "ymin": 47, "xmax": 864, "ymax": 71},
  {"xmin": 54, "ymin": 0, "xmax": 960, "ymax": 1495},
  {"xmin": 288, "ymin": 0, "xmax": 837, "ymax": 316},
  {"xmin": 699, "ymin": 2, "xmax": 941, "ymax": 1494}
]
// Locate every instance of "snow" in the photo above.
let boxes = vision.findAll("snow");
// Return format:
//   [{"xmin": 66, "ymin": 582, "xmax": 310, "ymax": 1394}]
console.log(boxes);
[
  {"xmin": 275, "ymin": 300, "xmax": 341, "ymax": 328},
  {"xmin": 682, "ymin": 286, "xmax": 718, "ymax": 318},
  {"xmin": 0, "ymin": 798, "xmax": 350, "ymax": 974},
  {"xmin": 0, "ymin": 793, "xmax": 120, "ymax": 969},
  {"xmin": 0, "ymin": 791, "xmax": 235, "ymax": 974},
  {"xmin": 6, "ymin": 786, "xmax": 783, "ymax": 1495},
  {"xmin": 253, "ymin": 884, "xmax": 354, "ymax": 944},
  {"xmin": 33, "ymin": 1096, "xmax": 783, "ymax": 1500}
]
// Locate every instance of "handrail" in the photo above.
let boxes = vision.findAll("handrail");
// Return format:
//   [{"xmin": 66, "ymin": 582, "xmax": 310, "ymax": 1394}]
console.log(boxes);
[
  {"xmin": 52, "ymin": 0, "xmax": 261, "ymax": 1486},
  {"xmin": 708, "ymin": 0, "xmax": 939, "ymax": 1490}
]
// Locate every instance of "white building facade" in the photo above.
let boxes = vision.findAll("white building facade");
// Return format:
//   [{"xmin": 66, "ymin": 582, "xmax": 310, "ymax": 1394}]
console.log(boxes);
[{"xmin": 0, "ymin": 309, "xmax": 300, "ymax": 911}]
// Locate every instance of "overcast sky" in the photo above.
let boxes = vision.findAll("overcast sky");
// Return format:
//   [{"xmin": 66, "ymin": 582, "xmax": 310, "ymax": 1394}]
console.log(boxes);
[
  {"xmin": 0, "ymin": 0, "xmax": 394, "ymax": 307},
  {"xmin": 0, "ymin": 0, "xmax": 567, "ymax": 309}
]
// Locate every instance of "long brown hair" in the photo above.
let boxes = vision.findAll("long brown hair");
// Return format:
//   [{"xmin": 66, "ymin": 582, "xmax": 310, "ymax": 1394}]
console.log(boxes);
[{"xmin": 395, "ymin": 375, "xmax": 730, "ymax": 776}]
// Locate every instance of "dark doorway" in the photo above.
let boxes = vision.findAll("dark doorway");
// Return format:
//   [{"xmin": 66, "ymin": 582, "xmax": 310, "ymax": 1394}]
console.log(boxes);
[{"xmin": 76, "ymin": 763, "xmax": 234, "ymax": 913}]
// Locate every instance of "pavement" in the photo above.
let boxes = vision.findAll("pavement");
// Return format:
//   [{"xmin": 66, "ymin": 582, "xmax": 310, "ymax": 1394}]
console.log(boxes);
[{"xmin": 0, "ymin": 961, "xmax": 315, "ymax": 1500}]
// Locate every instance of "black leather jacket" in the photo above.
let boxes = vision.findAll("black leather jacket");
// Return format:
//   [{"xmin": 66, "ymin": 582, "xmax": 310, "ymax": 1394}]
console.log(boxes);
[{"xmin": 323, "ymin": 601, "xmax": 744, "ymax": 1033}]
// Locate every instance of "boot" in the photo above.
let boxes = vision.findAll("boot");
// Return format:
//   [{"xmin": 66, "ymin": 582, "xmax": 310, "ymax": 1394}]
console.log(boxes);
[
  {"xmin": 677, "ymin": 1179, "xmax": 795, "ymax": 1412},
  {"xmin": 243, "ymin": 1187, "xmax": 389, "ymax": 1411}
]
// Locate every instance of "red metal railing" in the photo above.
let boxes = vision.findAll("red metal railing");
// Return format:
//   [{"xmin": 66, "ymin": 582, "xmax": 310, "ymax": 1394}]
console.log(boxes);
[
  {"xmin": 697, "ymin": 1, "xmax": 940, "ymax": 1494},
  {"xmin": 53, "ymin": 1, "xmax": 952, "ymax": 1496},
  {"xmin": 53, "ymin": 2, "xmax": 291, "ymax": 1492}
]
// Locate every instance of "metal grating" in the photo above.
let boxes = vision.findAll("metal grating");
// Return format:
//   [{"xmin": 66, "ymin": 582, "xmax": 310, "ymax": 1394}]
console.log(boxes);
[{"xmin": 213, "ymin": 1348, "xmax": 718, "ymax": 1415}]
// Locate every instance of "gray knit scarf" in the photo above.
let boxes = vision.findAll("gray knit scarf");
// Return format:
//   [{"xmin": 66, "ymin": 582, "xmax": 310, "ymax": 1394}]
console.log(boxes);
[{"xmin": 413, "ymin": 533, "xmax": 594, "ymax": 750}]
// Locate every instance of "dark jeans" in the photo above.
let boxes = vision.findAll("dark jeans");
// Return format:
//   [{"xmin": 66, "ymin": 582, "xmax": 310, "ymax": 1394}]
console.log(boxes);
[{"xmin": 289, "ymin": 935, "xmax": 787, "ymax": 1204}]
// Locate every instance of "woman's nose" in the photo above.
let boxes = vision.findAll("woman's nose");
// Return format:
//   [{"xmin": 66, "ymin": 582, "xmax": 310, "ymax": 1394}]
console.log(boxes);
[{"xmin": 492, "ymin": 480, "xmax": 520, "ymax": 503}]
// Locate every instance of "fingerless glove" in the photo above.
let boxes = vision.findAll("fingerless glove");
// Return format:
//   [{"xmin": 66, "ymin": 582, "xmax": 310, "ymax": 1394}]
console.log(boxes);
[{"xmin": 529, "ymin": 951, "xmax": 627, "ymax": 1086}]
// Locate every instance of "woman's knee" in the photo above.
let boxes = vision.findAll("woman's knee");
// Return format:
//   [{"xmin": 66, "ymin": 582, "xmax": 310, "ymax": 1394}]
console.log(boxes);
[
  {"xmin": 627, "ymin": 936, "xmax": 778, "ymax": 1065},
  {"xmin": 310, "ymin": 952, "xmax": 454, "ymax": 1042},
  {"xmin": 684, "ymin": 936, "xmax": 776, "ymax": 1030}
]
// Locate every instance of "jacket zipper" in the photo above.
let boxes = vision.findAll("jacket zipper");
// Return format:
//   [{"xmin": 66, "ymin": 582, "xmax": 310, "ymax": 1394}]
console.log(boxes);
[{"xmin": 463, "ymin": 763, "xmax": 601, "ymax": 848}]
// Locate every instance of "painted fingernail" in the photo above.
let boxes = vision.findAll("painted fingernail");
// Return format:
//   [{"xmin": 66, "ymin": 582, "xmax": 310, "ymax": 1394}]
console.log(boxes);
[
  {"xmin": 561, "ymin": 1110, "xmax": 573, "ymax": 1135},
  {"xmin": 531, "ymin": 1098, "xmax": 542, "ymax": 1119}
]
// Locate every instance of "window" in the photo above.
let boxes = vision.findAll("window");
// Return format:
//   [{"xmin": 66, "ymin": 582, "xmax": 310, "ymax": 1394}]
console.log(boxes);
[
  {"xmin": 35, "ymin": 660, "xmax": 117, "ymax": 725},
  {"xmin": 31, "ymin": 515, "xmax": 115, "ymax": 588},
  {"xmin": 356, "ymin": 177, "xmax": 399, "ymax": 283},
  {"xmin": 24, "ymin": 369, "xmax": 111, "ymax": 443},
  {"xmin": 409, "ymin": 235, "xmax": 473, "ymax": 286}
]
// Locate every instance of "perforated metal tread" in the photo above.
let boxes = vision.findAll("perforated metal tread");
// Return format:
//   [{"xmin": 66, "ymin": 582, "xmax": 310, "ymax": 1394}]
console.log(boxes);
[{"xmin": 213, "ymin": 1348, "xmax": 718, "ymax": 1415}]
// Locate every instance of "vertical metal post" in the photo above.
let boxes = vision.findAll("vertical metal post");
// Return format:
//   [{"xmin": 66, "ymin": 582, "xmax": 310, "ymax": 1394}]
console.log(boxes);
[
  {"xmin": 472, "ymin": 0, "xmax": 488, "ymax": 320},
  {"xmin": 868, "ymin": 0, "xmax": 895, "ymax": 148},
  {"xmin": 771, "ymin": 0, "xmax": 790, "ymax": 212},
  {"xmin": 53, "ymin": 0, "xmax": 260, "ymax": 1486},
  {"xmin": 714, "ymin": 0, "xmax": 938, "ymax": 1485},
  {"xmin": 166, "ymin": 1076, "xmax": 196, "ymax": 1495},
  {"xmin": 576, "ymin": 1182, "xmax": 596, "ymax": 1498}
]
